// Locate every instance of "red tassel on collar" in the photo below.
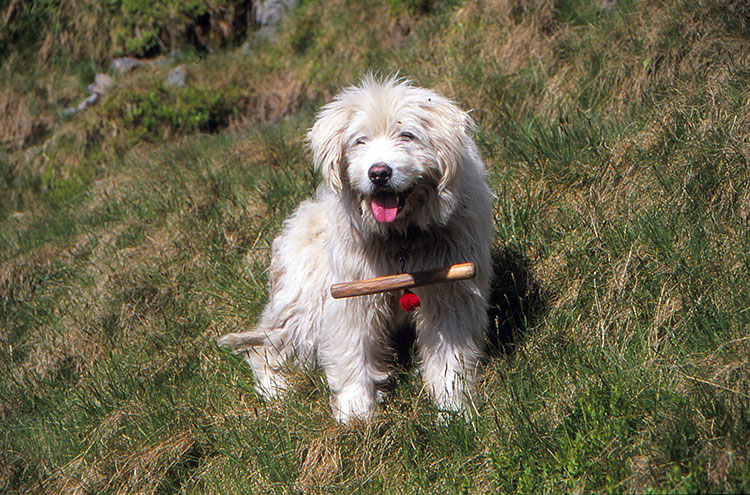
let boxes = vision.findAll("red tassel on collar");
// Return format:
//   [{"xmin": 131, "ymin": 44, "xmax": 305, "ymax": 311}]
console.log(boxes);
[{"xmin": 400, "ymin": 290, "xmax": 421, "ymax": 311}]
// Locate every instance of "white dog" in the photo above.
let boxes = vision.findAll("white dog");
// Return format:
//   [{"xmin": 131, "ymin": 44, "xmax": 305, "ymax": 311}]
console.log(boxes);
[{"xmin": 219, "ymin": 76, "xmax": 493, "ymax": 422}]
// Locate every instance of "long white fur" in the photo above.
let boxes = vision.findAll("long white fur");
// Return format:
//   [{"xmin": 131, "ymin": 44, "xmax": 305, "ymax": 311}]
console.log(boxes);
[{"xmin": 219, "ymin": 76, "xmax": 494, "ymax": 423}]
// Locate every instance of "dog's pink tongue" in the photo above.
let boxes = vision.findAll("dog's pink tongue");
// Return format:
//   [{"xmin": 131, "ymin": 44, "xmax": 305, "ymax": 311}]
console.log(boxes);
[{"xmin": 371, "ymin": 194, "xmax": 399, "ymax": 223}]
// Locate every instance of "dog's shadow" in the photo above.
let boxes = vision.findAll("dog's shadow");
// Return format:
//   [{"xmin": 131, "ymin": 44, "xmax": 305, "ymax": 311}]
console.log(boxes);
[
  {"xmin": 393, "ymin": 244, "xmax": 547, "ymax": 365},
  {"xmin": 484, "ymin": 244, "xmax": 547, "ymax": 356}
]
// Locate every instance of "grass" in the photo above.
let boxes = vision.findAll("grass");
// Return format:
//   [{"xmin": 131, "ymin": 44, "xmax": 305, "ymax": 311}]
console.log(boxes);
[{"xmin": 2, "ymin": 0, "xmax": 750, "ymax": 493}]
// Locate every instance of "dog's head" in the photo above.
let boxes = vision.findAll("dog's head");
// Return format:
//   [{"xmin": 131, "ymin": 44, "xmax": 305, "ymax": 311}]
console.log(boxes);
[{"xmin": 308, "ymin": 76, "xmax": 478, "ymax": 231}]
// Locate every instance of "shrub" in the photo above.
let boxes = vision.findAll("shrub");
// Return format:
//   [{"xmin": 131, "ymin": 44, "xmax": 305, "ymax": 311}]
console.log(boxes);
[
  {"xmin": 0, "ymin": 0, "xmax": 254, "ymax": 64},
  {"xmin": 124, "ymin": 30, "xmax": 160, "ymax": 58},
  {"xmin": 108, "ymin": 84, "xmax": 240, "ymax": 141}
]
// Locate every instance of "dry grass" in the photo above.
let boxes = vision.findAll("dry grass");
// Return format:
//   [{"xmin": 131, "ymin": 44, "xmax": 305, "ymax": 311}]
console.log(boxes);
[{"xmin": 0, "ymin": 89, "xmax": 53, "ymax": 150}]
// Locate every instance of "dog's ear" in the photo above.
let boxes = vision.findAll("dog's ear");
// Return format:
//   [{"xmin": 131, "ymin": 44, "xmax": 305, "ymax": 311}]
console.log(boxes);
[
  {"xmin": 423, "ymin": 96, "xmax": 478, "ymax": 223},
  {"xmin": 308, "ymin": 97, "xmax": 351, "ymax": 191}
]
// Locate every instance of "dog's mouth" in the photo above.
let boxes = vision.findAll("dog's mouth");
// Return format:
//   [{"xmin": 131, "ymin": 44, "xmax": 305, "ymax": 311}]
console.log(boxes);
[{"xmin": 370, "ymin": 188, "xmax": 412, "ymax": 223}]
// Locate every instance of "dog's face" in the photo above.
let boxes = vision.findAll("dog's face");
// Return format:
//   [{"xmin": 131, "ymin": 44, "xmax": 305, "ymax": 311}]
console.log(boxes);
[{"xmin": 309, "ymin": 77, "xmax": 475, "ymax": 231}]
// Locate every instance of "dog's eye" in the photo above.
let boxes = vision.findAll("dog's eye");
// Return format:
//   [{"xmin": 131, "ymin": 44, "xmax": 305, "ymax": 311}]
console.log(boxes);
[
  {"xmin": 355, "ymin": 137, "xmax": 367, "ymax": 146},
  {"xmin": 399, "ymin": 131, "xmax": 416, "ymax": 141}
]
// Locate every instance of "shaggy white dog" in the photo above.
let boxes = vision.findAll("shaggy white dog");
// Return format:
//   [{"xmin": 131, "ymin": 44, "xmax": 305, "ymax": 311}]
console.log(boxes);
[{"xmin": 219, "ymin": 77, "xmax": 493, "ymax": 422}]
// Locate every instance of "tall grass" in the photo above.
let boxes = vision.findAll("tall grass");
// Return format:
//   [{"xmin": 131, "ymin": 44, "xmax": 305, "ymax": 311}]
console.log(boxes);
[{"xmin": 2, "ymin": 0, "xmax": 749, "ymax": 493}]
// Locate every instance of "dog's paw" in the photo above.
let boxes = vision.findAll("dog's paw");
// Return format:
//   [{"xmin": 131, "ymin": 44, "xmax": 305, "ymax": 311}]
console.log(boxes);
[
  {"xmin": 253, "ymin": 368, "xmax": 289, "ymax": 400},
  {"xmin": 435, "ymin": 403, "xmax": 475, "ymax": 425},
  {"xmin": 331, "ymin": 386, "xmax": 375, "ymax": 424}
]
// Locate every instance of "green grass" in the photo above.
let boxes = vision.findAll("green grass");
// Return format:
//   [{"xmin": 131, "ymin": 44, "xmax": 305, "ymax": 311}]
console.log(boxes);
[{"xmin": 2, "ymin": 0, "xmax": 750, "ymax": 493}]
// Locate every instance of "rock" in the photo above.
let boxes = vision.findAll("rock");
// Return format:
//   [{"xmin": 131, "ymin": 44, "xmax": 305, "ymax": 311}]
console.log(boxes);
[
  {"xmin": 110, "ymin": 57, "xmax": 141, "ymax": 74},
  {"xmin": 88, "ymin": 73, "xmax": 115, "ymax": 95},
  {"xmin": 62, "ymin": 91, "xmax": 101, "ymax": 117},
  {"xmin": 255, "ymin": 0, "xmax": 297, "ymax": 36},
  {"xmin": 166, "ymin": 65, "xmax": 189, "ymax": 88},
  {"xmin": 76, "ymin": 93, "xmax": 99, "ymax": 113}
]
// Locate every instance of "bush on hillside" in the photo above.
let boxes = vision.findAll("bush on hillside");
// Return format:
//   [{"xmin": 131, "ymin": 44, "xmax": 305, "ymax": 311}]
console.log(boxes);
[
  {"xmin": 105, "ymin": 84, "xmax": 241, "ymax": 141},
  {"xmin": 0, "ymin": 0, "xmax": 255, "ymax": 64}
]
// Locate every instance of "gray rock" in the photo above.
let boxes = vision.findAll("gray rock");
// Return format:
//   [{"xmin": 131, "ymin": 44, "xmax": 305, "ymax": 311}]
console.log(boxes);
[
  {"xmin": 166, "ymin": 65, "xmax": 189, "ymax": 88},
  {"xmin": 88, "ymin": 73, "xmax": 115, "ymax": 95},
  {"xmin": 255, "ymin": 0, "xmax": 297, "ymax": 36},
  {"xmin": 61, "ymin": 92, "xmax": 100, "ymax": 117},
  {"xmin": 110, "ymin": 57, "xmax": 141, "ymax": 74},
  {"xmin": 76, "ymin": 93, "xmax": 99, "ymax": 112}
]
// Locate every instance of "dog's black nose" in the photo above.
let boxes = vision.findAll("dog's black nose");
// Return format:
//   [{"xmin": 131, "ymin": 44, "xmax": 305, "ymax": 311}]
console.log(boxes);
[{"xmin": 368, "ymin": 163, "xmax": 392, "ymax": 186}]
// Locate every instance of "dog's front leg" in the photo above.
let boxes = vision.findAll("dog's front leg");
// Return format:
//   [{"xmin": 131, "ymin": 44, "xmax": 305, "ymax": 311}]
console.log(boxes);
[
  {"xmin": 318, "ymin": 296, "xmax": 388, "ymax": 423},
  {"xmin": 415, "ymin": 283, "xmax": 487, "ymax": 419}
]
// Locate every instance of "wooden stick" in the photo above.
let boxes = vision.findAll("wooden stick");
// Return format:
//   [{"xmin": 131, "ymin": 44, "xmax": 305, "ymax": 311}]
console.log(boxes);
[{"xmin": 330, "ymin": 262, "xmax": 475, "ymax": 299}]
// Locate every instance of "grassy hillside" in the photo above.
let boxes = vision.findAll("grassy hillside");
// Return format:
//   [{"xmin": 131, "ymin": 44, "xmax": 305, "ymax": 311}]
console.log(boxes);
[{"xmin": 2, "ymin": 0, "xmax": 750, "ymax": 492}]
